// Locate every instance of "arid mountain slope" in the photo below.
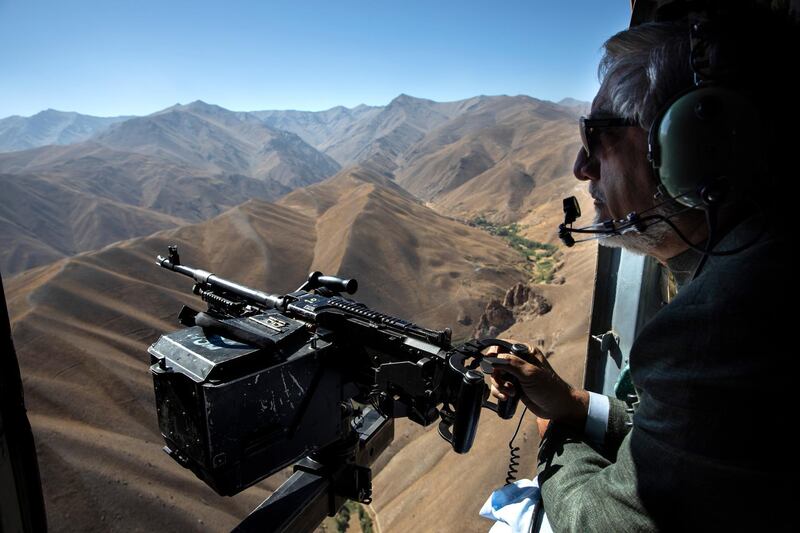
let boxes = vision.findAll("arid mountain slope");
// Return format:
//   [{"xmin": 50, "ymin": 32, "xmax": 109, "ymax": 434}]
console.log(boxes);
[
  {"xmin": 0, "ymin": 172, "xmax": 185, "ymax": 275},
  {"xmin": 0, "ymin": 95, "xmax": 584, "ymax": 276},
  {"xmin": 0, "ymin": 145, "xmax": 287, "ymax": 275},
  {"xmin": 258, "ymin": 94, "xmax": 584, "ymax": 224},
  {"xmin": 278, "ymin": 166, "xmax": 525, "ymax": 327},
  {"xmin": 0, "ymin": 109, "xmax": 131, "ymax": 153},
  {"xmin": 0, "ymin": 143, "xmax": 292, "ymax": 221},
  {"xmin": 341, "ymin": 94, "xmax": 467, "ymax": 170},
  {"xmin": 255, "ymin": 94, "xmax": 491, "ymax": 167},
  {"xmin": 6, "ymin": 166, "xmax": 530, "ymax": 531},
  {"xmin": 1, "ymin": 94, "xmax": 600, "ymax": 533},
  {"xmin": 396, "ymin": 95, "xmax": 582, "ymax": 223},
  {"xmin": 94, "ymin": 100, "xmax": 341, "ymax": 188},
  {"xmin": 0, "ymin": 102, "xmax": 343, "ymax": 275},
  {"xmin": 369, "ymin": 183, "xmax": 598, "ymax": 533},
  {"xmin": 372, "ymin": 236, "xmax": 598, "ymax": 533},
  {"xmin": 253, "ymin": 104, "xmax": 384, "ymax": 157}
]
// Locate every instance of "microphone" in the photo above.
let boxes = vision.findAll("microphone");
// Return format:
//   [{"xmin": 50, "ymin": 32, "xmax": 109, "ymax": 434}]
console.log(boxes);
[
  {"xmin": 558, "ymin": 196, "xmax": 648, "ymax": 247},
  {"xmin": 558, "ymin": 197, "xmax": 580, "ymax": 247},
  {"xmin": 557, "ymin": 195, "xmax": 766, "ymax": 257}
]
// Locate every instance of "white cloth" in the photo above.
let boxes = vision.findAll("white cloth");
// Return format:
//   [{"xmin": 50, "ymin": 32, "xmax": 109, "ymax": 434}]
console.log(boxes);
[
  {"xmin": 479, "ymin": 392, "xmax": 610, "ymax": 532},
  {"xmin": 479, "ymin": 478, "xmax": 553, "ymax": 533}
]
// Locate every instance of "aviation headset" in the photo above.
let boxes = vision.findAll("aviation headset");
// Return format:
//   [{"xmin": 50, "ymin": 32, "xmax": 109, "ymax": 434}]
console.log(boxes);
[{"xmin": 646, "ymin": 9, "xmax": 766, "ymax": 210}]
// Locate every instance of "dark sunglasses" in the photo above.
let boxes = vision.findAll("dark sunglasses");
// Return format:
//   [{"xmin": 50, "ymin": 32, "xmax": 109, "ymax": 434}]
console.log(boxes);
[{"xmin": 579, "ymin": 116, "xmax": 638, "ymax": 158}]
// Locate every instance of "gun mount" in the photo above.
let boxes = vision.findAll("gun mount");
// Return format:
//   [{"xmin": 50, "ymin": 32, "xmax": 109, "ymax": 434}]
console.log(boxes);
[{"xmin": 148, "ymin": 246, "xmax": 522, "ymax": 531}]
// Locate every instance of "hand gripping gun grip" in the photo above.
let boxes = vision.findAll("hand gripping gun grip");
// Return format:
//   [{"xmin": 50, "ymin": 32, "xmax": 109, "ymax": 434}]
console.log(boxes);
[
  {"xmin": 477, "ymin": 339, "xmax": 527, "ymax": 420},
  {"xmin": 438, "ymin": 338, "xmax": 527, "ymax": 453},
  {"xmin": 445, "ymin": 369, "xmax": 485, "ymax": 454}
]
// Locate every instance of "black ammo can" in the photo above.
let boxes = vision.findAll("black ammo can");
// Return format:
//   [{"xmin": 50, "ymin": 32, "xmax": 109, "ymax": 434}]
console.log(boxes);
[{"xmin": 148, "ymin": 310, "xmax": 347, "ymax": 496}]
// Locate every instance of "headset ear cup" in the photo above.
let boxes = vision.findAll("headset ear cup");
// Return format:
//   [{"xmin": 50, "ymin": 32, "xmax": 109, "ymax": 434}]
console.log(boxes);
[{"xmin": 650, "ymin": 86, "xmax": 762, "ymax": 208}]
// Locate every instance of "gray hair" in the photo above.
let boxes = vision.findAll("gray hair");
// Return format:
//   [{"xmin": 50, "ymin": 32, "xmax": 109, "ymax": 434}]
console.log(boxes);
[{"xmin": 596, "ymin": 22, "xmax": 693, "ymax": 130}]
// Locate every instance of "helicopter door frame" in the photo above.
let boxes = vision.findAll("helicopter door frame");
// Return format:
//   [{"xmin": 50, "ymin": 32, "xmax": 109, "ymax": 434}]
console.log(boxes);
[
  {"xmin": 0, "ymin": 273, "xmax": 48, "ymax": 532},
  {"xmin": 582, "ymin": 246, "xmax": 665, "ymax": 396}
]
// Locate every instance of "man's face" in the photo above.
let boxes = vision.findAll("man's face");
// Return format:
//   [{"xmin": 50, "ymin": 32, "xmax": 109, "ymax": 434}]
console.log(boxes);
[{"xmin": 573, "ymin": 96, "xmax": 680, "ymax": 255}]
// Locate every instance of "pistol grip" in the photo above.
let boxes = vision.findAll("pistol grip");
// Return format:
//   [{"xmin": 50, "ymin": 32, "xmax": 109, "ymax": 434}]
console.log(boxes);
[{"xmin": 495, "ymin": 375, "xmax": 521, "ymax": 420}]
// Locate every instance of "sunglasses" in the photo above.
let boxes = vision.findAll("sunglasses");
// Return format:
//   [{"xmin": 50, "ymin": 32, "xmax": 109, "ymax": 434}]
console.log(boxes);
[{"xmin": 579, "ymin": 116, "xmax": 638, "ymax": 158}]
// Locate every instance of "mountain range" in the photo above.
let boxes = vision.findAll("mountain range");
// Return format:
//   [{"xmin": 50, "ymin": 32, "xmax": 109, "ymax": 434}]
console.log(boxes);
[
  {"xmin": 0, "ymin": 109, "xmax": 132, "ymax": 152},
  {"xmin": 0, "ymin": 102, "xmax": 344, "ymax": 274},
  {"xmin": 1, "ymin": 93, "xmax": 595, "ymax": 533},
  {"xmin": 0, "ymin": 95, "xmax": 585, "ymax": 275},
  {"xmin": 5, "ymin": 164, "xmax": 535, "ymax": 531}
]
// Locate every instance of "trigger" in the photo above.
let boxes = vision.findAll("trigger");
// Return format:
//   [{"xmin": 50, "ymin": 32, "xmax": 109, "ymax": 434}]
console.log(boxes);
[{"xmin": 480, "ymin": 356, "xmax": 511, "ymax": 374}]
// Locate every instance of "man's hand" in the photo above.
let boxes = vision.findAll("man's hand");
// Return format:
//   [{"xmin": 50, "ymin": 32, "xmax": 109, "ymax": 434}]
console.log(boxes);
[{"xmin": 485, "ymin": 341, "xmax": 589, "ymax": 431}]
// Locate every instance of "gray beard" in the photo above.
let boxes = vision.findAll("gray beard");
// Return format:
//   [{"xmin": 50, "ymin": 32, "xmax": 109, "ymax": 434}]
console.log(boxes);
[{"xmin": 595, "ymin": 199, "xmax": 686, "ymax": 256}]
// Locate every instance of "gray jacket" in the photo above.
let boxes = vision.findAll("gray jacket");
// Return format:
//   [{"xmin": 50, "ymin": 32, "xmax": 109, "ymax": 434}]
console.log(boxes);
[{"xmin": 537, "ymin": 216, "xmax": 793, "ymax": 532}]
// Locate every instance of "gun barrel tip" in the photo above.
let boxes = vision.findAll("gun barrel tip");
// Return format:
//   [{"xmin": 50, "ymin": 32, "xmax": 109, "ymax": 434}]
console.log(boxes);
[{"xmin": 346, "ymin": 279, "xmax": 358, "ymax": 294}]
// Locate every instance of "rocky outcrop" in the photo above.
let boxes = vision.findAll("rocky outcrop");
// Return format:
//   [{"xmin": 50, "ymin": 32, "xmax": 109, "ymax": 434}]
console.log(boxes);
[
  {"xmin": 503, "ymin": 282, "xmax": 530, "ymax": 307},
  {"xmin": 503, "ymin": 282, "xmax": 552, "ymax": 316},
  {"xmin": 473, "ymin": 282, "xmax": 551, "ymax": 338},
  {"xmin": 474, "ymin": 299, "xmax": 516, "ymax": 338}
]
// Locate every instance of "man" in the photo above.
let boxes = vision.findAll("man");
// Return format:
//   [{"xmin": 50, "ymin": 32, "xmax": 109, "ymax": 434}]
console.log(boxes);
[{"xmin": 485, "ymin": 6, "xmax": 796, "ymax": 532}]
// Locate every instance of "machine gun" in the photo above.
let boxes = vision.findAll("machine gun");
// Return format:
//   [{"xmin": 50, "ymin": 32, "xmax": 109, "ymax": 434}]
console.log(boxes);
[{"xmin": 148, "ymin": 245, "xmax": 529, "ymax": 532}]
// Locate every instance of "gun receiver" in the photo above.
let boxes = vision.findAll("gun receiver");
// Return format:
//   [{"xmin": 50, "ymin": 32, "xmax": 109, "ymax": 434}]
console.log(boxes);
[{"xmin": 149, "ymin": 245, "xmax": 520, "ymax": 506}]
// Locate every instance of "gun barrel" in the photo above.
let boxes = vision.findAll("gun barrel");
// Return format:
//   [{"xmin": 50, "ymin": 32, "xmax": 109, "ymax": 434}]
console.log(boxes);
[
  {"xmin": 157, "ymin": 254, "xmax": 284, "ymax": 309},
  {"xmin": 208, "ymin": 274, "xmax": 284, "ymax": 309}
]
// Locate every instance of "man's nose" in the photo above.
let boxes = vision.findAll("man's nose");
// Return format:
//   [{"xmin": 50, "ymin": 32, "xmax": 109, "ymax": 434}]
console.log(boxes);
[{"xmin": 573, "ymin": 148, "xmax": 599, "ymax": 181}]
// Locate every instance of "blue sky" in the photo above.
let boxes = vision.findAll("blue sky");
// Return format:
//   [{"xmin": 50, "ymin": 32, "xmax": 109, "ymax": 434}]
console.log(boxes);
[{"xmin": 0, "ymin": 1, "xmax": 631, "ymax": 118}]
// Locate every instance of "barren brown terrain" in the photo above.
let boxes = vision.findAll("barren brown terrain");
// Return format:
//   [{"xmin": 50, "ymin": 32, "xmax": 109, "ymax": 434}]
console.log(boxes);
[
  {"xmin": 0, "ymin": 102, "xmax": 341, "ymax": 275},
  {"xmin": 2, "ymin": 95, "xmax": 599, "ymax": 532},
  {"xmin": 369, "ymin": 185, "xmax": 597, "ymax": 533},
  {"xmin": 7, "ymin": 164, "xmax": 585, "ymax": 531},
  {"xmin": 0, "ymin": 109, "xmax": 131, "ymax": 153}
]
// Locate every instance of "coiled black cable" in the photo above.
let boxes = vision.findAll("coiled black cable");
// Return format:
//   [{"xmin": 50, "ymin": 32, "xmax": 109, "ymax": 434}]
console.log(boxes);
[{"xmin": 505, "ymin": 406, "xmax": 528, "ymax": 485}]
